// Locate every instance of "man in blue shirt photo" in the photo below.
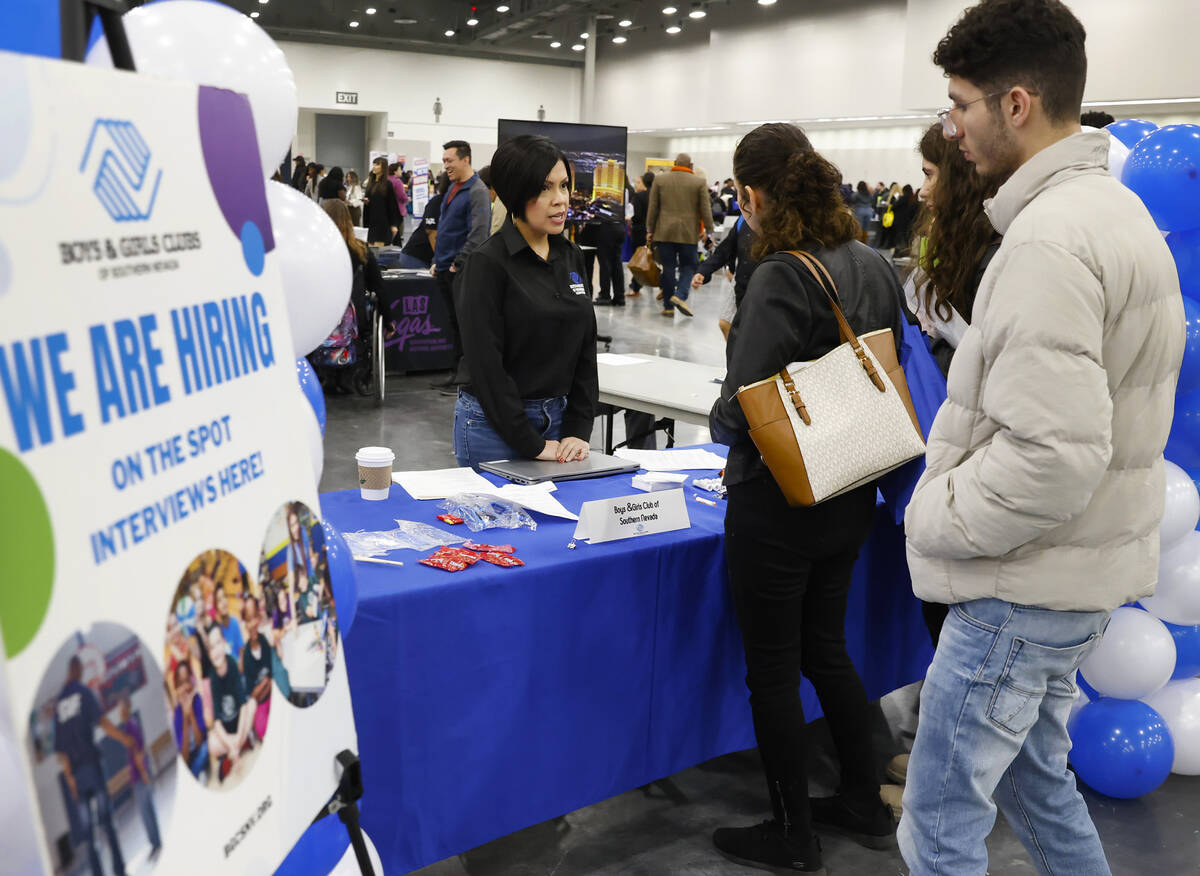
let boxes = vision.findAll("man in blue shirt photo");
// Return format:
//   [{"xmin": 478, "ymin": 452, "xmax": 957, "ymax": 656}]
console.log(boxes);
[{"xmin": 54, "ymin": 654, "xmax": 136, "ymax": 876}]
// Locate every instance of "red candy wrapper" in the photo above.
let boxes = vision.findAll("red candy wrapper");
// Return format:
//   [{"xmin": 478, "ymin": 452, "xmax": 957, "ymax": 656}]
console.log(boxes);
[
  {"xmin": 420, "ymin": 555, "xmax": 469, "ymax": 572},
  {"xmin": 431, "ymin": 546, "xmax": 480, "ymax": 566},
  {"xmin": 436, "ymin": 514, "xmax": 463, "ymax": 525},
  {"xmin": 476, "ymin": 552, "xmax": 525, "ymax": 567},
  {"xmin": 462, "ymin": 542, "xmax": 516, "ymax": 554}
]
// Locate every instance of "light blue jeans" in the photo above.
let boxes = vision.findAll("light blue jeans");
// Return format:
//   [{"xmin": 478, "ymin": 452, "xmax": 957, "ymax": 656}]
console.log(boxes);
[
  {"xmin": 453, "ymin": 390, "xmax": 565, "ymax": 469},
  {"xmin": 899, "ymin": 597, "xmax": 1111, "ymax": 876}
]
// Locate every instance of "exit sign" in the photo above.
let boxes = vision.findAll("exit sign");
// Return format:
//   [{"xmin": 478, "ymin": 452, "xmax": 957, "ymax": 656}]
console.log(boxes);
[{"xmin": 336, "ymin": 91, "xmax": 358, "ymax": 105}]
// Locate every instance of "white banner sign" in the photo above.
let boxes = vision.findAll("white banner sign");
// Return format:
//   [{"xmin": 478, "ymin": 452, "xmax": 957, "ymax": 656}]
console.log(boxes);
[{"xmin": 0, "ymin": 51, "xmax": 356, "ymax": 876}]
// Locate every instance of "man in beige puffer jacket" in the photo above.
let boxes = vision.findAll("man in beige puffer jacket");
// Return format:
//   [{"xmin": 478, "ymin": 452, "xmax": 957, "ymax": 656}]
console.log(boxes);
[{"xmin": 898, "ymin": 2, "xmax": 1184, "ymax": 875}]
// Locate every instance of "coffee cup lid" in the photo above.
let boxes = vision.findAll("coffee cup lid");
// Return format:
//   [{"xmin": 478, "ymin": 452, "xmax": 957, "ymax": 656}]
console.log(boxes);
[{"xmin": 355, "ymin": 446, "xmax": 395, "ymax": 464}]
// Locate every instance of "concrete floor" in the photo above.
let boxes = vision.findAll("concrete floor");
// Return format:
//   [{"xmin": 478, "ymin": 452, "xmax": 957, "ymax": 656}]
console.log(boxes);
[{"xmin": 319, "ymin": 272, "xmax": 1200, "ymax": 876}]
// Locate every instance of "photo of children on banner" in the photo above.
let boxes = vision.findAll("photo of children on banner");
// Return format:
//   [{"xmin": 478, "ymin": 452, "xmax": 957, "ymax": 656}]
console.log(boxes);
[
  {"xmin": 26, "ymin": 623, "xmax": 177, "ymax": 875},
  {"xmin": 258, "ymin": 501, "xmax": 340, "ymax": 708},
  {"xmin": 163, "ymin": 549, "xmax": 273, "ymax": 790}
]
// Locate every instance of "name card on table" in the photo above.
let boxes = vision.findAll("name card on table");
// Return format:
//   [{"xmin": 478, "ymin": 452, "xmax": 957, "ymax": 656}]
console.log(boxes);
[{"xmin": 572, "ymin": 489, "xmax": 691, "ymax": 544}]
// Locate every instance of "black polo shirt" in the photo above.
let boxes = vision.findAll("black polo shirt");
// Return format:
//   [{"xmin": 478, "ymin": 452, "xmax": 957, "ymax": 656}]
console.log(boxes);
[{"xmin": 455, "ymin": 219, "xmax": 598, "ymax": 458}]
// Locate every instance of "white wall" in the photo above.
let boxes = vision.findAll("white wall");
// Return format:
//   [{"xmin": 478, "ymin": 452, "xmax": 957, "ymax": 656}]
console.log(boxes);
[
  {"xmin": 279, "ymin": 41, "xmax": 582, "ymax": 172},
  {"xmin": 902, "ymin": 0, "xmax": 1200, "ymax": 110}
]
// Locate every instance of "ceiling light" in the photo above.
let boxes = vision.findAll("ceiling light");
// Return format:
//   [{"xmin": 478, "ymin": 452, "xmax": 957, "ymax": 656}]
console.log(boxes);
[
  {"xmin": 467, "ymin": 17, "xmax": 479, "ymax": 25},
  {"xmin": 666, "ymin": 22, "xmax": 682, "ymax": 33},
  {"xmin": 689, "ymin": 3, "xmax": 706, "ymax": 18},
  {"xmin": 572, "ymin": 43, "xmax": 585, "ymax": 51},
  {"xmin": 758, "ymin": 0, "xmax": 777, "ymax": 4},
  {"xmin": 662, "ymin": 6, "xmax": 677, "ymax": 14},
  {"xmin": 365, "ymin": 6, "xmax": 376, "ymax": 13},
  {"xmin": 349, "ymin": 20, "xmax": 359, "ymax": 27},
  {"xmin": 250, "ymin": 10, "xmax": 259, "ymax": 16},
  {"xmin": 394, "ymin": 17, "xmax": 417, "ymax": 23},
  {"xmin": 445, "ymin": 28, "xmax": 455, "ymax": 36},
  {"xmin": 496, "ymin": 4, "xmax": 510, "ymax": 11},
  {"xmin": 612, "ymin": 35, "xmax": 627, "ymax": 44},
  {"xmin": 550, "ymin": 40, "xmax": 562, "ymax": 47},
  {"xmin": 257, "ymin": 0, "xmax": 268, "ymax": 4},
  {"xmin": 618, "ymin": 19, "xmax": 632, "ymax": 27},
  {"xmin": 532, "ymin": 30, "xmax": 552, "ymax": 39},
  {"xmin": 580, "ymin": 32, "xmax": 589, "ymax": 39}
]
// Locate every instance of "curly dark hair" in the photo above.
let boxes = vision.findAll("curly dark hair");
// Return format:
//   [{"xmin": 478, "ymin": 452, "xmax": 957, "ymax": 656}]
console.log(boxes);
[
  {"xmin": 933, "ymin": 0, "xmax": 1086, "ymax": 124},
  {"xmin": 911, "ymin": 123, "xmax": 1001, "ymax": 322},
  {"xmin": 733, "ymin": 123, "xmax": 860, "ymax": 261}
]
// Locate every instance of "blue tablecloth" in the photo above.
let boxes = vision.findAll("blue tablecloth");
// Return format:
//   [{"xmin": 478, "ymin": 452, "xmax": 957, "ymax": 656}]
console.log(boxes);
[{"xmin": 321, "ymin": 451, "xmax": 933, "ymax": 874}]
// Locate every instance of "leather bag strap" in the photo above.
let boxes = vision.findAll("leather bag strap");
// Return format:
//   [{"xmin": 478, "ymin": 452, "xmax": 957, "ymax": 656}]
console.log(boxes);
[{"xmin": 784, "ymin": 250, "xmax": 887, "ymax": 393}]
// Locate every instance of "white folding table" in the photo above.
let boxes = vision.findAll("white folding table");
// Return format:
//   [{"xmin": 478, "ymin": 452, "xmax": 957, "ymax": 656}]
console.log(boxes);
[{"xmin": 596, "ymin": 354, "xmax": 725, "ymax": 453}]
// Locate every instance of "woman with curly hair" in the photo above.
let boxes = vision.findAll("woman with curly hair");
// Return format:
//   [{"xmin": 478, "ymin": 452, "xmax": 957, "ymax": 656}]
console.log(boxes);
[
  {"xmin": 908, "ymin": 122, "xmax": 1002, "ymax": 377},
  {"xmin": 708, "ymin": 123, "xmax": 905, "ymax": 873}
]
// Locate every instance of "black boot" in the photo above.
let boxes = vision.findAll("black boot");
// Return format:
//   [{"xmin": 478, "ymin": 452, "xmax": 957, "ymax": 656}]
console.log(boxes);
[
  {"xmin": 713, "ymin": 779, "xmax": 825, "ymax": 874},
  {"xmin": 810, "ymin": 792, "xmax": 896, "ymax": 850},
  {"xmin": 712, "ymin": 821, "xmax": 824, "ymax": 874}
]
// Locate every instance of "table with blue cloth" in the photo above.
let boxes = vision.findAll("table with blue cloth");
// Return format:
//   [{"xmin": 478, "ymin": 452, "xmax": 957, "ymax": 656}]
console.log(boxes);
[{"xmin": 320, "ymin": 448, "xmax": 933, "ymax": 874}]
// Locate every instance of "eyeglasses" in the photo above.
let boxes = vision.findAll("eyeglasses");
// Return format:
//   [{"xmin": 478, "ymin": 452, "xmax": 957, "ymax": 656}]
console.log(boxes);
[{"xmin": 936, "ymin": 87, "xmax": 1035, "ymax": 137}]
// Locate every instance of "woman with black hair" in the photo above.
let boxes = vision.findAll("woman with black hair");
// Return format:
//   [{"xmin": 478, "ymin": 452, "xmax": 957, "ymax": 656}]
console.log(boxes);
[
  {"xmin": 317, "ymin": 166, "xmax": 346, "ymax": 204},
  {"xmin": 708, "ymin": 123, "xmax": 903, "ymax": 873},
  {"xmin": 362, "ymin": 156, "xmax": 400, "ymax": 247},
  {"xmin": 452, "ymin": 134, "xmax": 597, "ymax": 469}
]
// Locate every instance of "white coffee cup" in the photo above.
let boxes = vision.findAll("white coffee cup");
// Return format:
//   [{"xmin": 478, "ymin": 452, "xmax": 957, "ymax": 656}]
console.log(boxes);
[{"xmin": 355, "ymin": 446, "xmax": 395, "ymax": 500}]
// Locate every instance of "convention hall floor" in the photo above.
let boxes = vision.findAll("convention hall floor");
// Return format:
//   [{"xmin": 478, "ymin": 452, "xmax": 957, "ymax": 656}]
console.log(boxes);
[{"xmin": 319, "ymin": 274, "xmax": 1200, "ymax": 876}]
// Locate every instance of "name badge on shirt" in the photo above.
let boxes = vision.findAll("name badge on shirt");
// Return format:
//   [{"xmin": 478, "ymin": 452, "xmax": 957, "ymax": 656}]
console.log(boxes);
[{"xmin": 568, "ymin": 271, "xmax": 587, "ymax": 296}]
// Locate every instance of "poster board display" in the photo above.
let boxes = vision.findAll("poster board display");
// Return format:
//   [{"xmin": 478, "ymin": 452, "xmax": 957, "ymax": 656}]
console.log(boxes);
[
  {"xmin": 0, "ymin": 51, "xmax": 356, "ymax": 876},
  {"xmin": 498, "ymin": 119, "xmax": 628, "ymax": 224},
  {"xmin": 410, "ymin": 157, "xmax": 430, "ymax": 219},
  {"xmin": 645, "ymin": 157, "xmax": 675, "ymax": 175}
]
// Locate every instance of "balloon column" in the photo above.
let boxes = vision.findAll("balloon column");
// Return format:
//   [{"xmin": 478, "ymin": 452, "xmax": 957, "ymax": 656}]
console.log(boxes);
[{"xmin": 1068, "ymin": 124, "xmax": 1200, "ymax": 797}]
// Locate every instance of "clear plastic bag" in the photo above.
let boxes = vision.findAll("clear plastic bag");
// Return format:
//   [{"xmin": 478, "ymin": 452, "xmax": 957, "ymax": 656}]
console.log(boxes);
[
  {"xmin": 439, "ymin": 493, "xmax": 537, "ymax": 532},
  {"xmin": 343, "ymin": 520, "xmax": 467, "ymax": 556}
]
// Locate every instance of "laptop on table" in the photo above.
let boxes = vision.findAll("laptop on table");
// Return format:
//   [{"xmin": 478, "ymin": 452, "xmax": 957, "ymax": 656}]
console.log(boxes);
[{"xmin": 479, "ymin": 452, "xmax": 640, "ymax": 485}]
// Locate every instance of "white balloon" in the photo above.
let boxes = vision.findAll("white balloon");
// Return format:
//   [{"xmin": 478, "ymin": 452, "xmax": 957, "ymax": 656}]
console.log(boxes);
[
  {"xmin": 1080, "ymin": 606, "xmax": 1175, "ymax": 700},
  {"xmin": 1162, "ymin": 460, "xmax": 1200, "ymax": 550},
  {"xmin": 86, "ymin": 0, "xmax": 297, "ymax": 177},
  {"xmin": 1144, "ymin": 530, "xmax": 1200, "ymax": 626},
  {"xmin": 304, "ymin": 398, "xmax": 324, "ymax": 485},
  {"xmin": 1143, "ymin": 678, "xmax": 1200, "ymax": 775},
  {"xmin": 266, "ymin": 182, "xmax": 353, "ymax": 356}
]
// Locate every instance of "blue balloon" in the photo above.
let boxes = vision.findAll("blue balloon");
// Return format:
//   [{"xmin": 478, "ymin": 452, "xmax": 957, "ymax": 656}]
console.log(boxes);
[
  {"xmin": 321, "ymin": 521, "xmax": 358, "ymax": 635},
  {"xmin": 1170, "ymin": 232, "xmax": 1200, "ymax": 301},
  {"xmin": 296, "ymin": 357, "xmax": 326, "ymax": 435},
  {"xmin": 1164, "ymin": 619, "xmax": 1200, "ymax": 679},
  {"xmin": 1122, "ymin": 125, "xmax": 1200, "ymax": 232},
  {"xmin": 1166, "ymin": 390, "xmax": 1200, "ymax": 469},
  {"xmin": 1076, "ymin": 672, "xmax": 1100, "ymax": 702},
  {"xmin": 1177, "ymin": 296, "xmax": 1200, "ymax": 397},
  {"xmin": 1105, "ymin": 118, "xmax": 1158, "ymax": 149},
  {"xmin": 1069, "ymin": 698, "xmax": 1174, "ymax": 799}
]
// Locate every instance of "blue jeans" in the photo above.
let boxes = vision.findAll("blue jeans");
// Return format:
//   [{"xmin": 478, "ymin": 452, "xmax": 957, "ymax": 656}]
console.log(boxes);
[
  {"xmin": 899, "ymin": 598, "xmax": 1111, "ymax": 876},
  {"xmin": 73, "ymin": 761, "xmax": 126, "ymax": 876},
  {"xmin": 453, "ymin": 390, "xmax": 565, "ymax": 469},
  {"xmin": 656, "ymin": 241, "xmax": 699, "ymax": 308},
  {"xmin": 133, "ymin": 780, "xmax": 162, "ymax": 851}
]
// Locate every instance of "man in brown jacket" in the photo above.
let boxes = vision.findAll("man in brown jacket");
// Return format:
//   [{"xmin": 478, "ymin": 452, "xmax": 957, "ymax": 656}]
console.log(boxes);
[{"xmin": 647, "ymin": 153, "xmax": 714, "ymax": 317}]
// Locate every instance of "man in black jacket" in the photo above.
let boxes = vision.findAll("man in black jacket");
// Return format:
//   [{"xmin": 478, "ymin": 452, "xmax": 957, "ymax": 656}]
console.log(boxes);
[
  {"xmin": 290, "ymin": 156, "xmax": 307, "ymax": 190},
  {"xmin": 692, "ymin": 216, "xmax": 759, "ymax": 339}
]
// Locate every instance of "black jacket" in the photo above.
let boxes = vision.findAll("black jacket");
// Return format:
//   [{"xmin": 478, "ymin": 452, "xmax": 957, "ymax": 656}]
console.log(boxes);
[
  {"xmin": 698, "ymin": 220, "xmax": 759, "ymax": 308},
  {"xmin": 710, "ymin": 241, "xmax": 905, "ymax": 486}
]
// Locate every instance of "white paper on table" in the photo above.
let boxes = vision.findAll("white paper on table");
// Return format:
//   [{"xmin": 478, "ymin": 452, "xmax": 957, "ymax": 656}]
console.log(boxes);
[
  {"xmin": 614, "ymin": 448, "xmax": 728, "ymax": 471},
  {"xmin": 392, "ymin": 466, "xmax": 497, "ymax": 499},
  {"xmin": 481, "ymin": 482, "xmax": 579, "ymax": 521},
  {"xmin": 596, "ymin": 353, "xmax": 646, "ymax": 366}
]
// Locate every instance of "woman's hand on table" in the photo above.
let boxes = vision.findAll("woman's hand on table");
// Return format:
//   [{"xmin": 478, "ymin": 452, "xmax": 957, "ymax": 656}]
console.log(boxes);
[
  {"xmin": 556, "ymin": 437, "xmax": 590, "ymax": 462},
  {"xmin": 536, "ymin": 440, "xmax": 561, "ymax": 461}
]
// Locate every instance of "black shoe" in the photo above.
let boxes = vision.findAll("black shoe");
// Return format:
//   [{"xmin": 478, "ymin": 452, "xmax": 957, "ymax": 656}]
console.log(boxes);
[
  {"xmin": 809, "ymin": 794, "xmax": 896, "ymax": 851},
  {"xmin": 712, "ymin": 821, "xmax": 825, "ymax": 874},
  {"xmin": 436, "ymin": 385, "xmax": 460, "ymax": 397},
  {"xmin": 612, "ymin": 299, "xmax": 626, "ymax": 306},
  {"xmin": 429, "ymin": 373, "xmax": 455, "ymax": 389},
  {"xmin": 594, "ymin": 298, "xmax": 613, "ymax": 306}
]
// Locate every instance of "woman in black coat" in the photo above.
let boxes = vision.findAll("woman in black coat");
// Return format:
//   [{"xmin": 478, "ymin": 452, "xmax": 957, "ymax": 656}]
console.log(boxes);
[{"xmin": 362, "ymin": 158, "xmax": 400, "ymax": 246}]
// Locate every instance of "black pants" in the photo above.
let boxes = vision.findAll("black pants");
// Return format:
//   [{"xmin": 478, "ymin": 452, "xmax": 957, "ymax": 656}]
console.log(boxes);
[
  {"xmin": 725, "ymin": 475, "xmax": 881, "ymax": 835},
  {"xmin": 436, "ymin": 269, "xmax": 463, "ymax": 369},
  {"xmin": 630, "ymin": 225, "xmax": 646, "ymax": 292},
  {"xmin": 596, "ymin": 222, "xmax": 626, "ymax": 303}
]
